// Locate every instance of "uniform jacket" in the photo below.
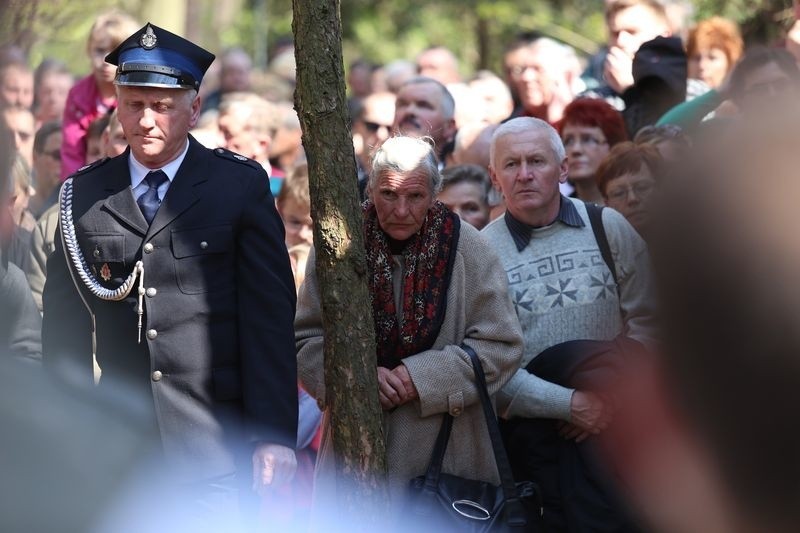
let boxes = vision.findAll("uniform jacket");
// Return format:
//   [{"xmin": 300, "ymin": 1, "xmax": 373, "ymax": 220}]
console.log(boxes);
[
  {"xmin": 295, "ymin": 223, "xmax": 523, "ymax": 508},
  {"xmin": 42, "ymin": 136, "xmax": 298, "ymax": 483}
]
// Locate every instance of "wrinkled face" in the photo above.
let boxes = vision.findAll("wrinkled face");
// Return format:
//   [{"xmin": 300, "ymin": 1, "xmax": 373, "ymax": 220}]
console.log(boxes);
[
  {"xmin": 33, "ymin": 130, "xmax": 62, "ymax": 189},
  {"xmin": 0, "ymin": 64, "xmax": 34, "ymax": 110},
  {"xmin": 393, "ymin": 82, "xmax": 455, "ymax": 150},
  {"xmin": 608, "ymin": 5, "xmax": 670, "ymax": 57},
  {"xmin": 504, "ymin": 45, "xmax": 556, "ymax": 112},
  {"xmin": 89, "ymin": 33, "xmax": 119, "ymax": 86},
  {"xmin": 116, "ymin": 86, "xmax": 200, "ymax": 169},
  {"xmin": 370, "ymin": 168, "xmax": 434, "ymax": 241},
  {"xmin": 562, "ymin": 123, "xmax": 610, "ymax": 181},
  {"xmin": 36, "ymin": 72, "xmax": 73, "ymax": 121},
  {"xmin": 278, "ymin": 197, "xmax": 313, "ymax": 248},
  {"xmin": 688, "ymin": 47, "xmax": 730, "ymax": 88},
  {"xmin": 604, "ymin": 165, "xmax": 656, "ymax": 235},
  {"xmin": 437, "ymin": 181, "xmax": 490, "ymax": 230},
  {"xmin": 490, "ymin": 129, "xmax": 567, "ymax": 225}
]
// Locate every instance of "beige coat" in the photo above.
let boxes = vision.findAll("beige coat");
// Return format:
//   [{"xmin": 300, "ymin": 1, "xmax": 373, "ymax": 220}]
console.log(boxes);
[{"xmin": 295, "ymin": 222, "xmax": 523, "ymax": 509}]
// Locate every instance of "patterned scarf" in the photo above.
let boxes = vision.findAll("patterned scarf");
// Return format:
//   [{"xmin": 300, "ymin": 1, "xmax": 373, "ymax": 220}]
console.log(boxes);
[{"xmin": 364, "ymin": 200, "xmax": 460, "ymax": 369}]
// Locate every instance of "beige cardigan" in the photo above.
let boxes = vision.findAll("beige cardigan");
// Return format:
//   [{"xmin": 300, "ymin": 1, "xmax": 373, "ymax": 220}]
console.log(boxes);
[{"xmin": 295, "ymin": 222, "xmax": 523, "ymax": 510}]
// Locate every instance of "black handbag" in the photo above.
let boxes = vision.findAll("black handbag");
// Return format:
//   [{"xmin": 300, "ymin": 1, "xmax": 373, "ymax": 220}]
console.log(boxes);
[{"xmin": 405, "ymin": 344, "xmax": 545, "ymax": 532}]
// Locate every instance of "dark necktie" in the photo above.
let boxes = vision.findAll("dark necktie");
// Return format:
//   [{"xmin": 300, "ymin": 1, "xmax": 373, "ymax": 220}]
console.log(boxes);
[{"xmin": 137, "ymin": 170, "xmax": 168, "ymax": 224}]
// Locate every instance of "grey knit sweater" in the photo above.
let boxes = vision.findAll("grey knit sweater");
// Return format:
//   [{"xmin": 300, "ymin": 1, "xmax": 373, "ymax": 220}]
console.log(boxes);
[{"xmin": 482, "ymin": 198, "xmax": 657, "ymax": 420}]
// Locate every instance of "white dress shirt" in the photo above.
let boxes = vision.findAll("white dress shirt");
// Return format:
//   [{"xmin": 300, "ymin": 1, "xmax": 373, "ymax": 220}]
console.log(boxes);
[{"xmin": 129, "ymin": 139, "xmax": 190, "ymax": 202}]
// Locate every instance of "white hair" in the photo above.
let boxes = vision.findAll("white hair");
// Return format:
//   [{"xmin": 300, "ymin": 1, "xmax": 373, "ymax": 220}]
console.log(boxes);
[
  {"xmin": 369, "ymin": 135, "xmax": 442, "ymax": 195},
  {"xmin": 490, "ymin": 117, "xmax": 565, "ymax": 166}
]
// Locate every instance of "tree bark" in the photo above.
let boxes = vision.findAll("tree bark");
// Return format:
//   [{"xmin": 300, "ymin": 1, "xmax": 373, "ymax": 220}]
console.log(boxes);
[{"xmin": 292, "ymin": 0, "xmax": 389, "ymax": 521}]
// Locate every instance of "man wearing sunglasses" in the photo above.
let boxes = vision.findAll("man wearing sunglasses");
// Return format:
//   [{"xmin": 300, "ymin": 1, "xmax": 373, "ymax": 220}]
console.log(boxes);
[{"xmin": 352, "ymin": 91, "xmax": 395, "ymax": 198}]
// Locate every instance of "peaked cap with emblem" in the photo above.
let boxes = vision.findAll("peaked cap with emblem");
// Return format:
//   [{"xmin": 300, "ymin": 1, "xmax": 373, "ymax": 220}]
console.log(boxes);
[{"xmin": 105, "ymin": 22, "xmax": 215, "ymax": 90}]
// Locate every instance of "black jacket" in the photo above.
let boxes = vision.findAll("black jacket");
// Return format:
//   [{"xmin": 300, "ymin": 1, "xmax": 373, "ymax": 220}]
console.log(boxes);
[
  {"xmin": 502, "ymin": 338, "xmax": 642, "ymax": 533},
  {"xmin": 42, "ymin": 137, "xmax": 298, "ymax": 483}
]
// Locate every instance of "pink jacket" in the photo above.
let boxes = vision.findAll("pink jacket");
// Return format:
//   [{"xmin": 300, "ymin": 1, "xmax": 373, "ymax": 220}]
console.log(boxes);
[{"xmin": 60, "ymin": 75, "xmax": 115, "ymax": 179}]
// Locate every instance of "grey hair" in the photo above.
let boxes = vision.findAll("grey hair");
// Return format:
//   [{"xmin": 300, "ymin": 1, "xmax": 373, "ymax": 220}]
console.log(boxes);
[
  {"xmin": 490, "ymin": 117, "xmax": 565, "ymax": 166},
  {"xmin": 369, "ymin": 135, "xmax": 442, "ymax": 195},
  {"xmin": 399, "ymin": 76, "xmax": 455, "ymax": 120}
]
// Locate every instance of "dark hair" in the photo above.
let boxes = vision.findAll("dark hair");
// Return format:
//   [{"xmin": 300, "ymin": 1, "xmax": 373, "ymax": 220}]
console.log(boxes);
[
  {"xmin": 595, "ymin": 141, "xmax": 662, "ymax": 195},
  {"xmin": 440, "ymin": 164, "xmax": 490, "ymax": 203},
  {"xmin": 503, "ymin": 31, "xmax": 545, "ymax": 55},
  {"xmin": 33, "ymin": 121, "xmax": 62, "ymax": 154},
  {"xmin": 87, "ymin": 113, "xmax": 112, "ymax": 140},
  {"xmin": 559, "ymin": 98, "xmax": 629, "ymax": 147},
  {"xmin": 728, "ymin": 46, "xmax": 800, "ymax": 105},
  {"xmin": 634, "ymin": 124, "xmax": 691, "ymax": 148}
]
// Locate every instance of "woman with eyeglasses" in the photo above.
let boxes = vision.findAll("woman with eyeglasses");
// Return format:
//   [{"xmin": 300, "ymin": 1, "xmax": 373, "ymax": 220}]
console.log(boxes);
[
  {"xmin": 558, "ymin": 98, "xmax": 628, "ymax": 204},
  {"xmin": 596, "ymin": 141, "xmax": 661, "ymax": 239}
]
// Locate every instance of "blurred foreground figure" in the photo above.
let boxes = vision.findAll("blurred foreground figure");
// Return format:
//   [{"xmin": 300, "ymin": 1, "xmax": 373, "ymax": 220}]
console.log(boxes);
[{"xmin": 605, "ymin": 110, "xmax": 800, "ymax": 533}]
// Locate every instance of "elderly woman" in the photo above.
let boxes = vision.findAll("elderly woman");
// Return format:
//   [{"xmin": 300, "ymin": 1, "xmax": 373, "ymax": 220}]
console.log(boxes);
[
  {"xmin": 596, "ymin": 141, "xmax": 662, "ymax": 239},
  {"xmin": 295, "ymin": 136, "xmax": 523, "ymax": 510}
]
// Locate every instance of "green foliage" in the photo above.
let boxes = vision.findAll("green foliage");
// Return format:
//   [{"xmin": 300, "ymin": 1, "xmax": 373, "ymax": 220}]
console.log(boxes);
[{"xmin": 5, "ymin": 0, "xmax": 798, "ymax": 79}]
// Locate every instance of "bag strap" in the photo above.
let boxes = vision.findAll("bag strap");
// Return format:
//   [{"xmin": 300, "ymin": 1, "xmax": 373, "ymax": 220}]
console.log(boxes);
[
  {"xmin": 460, "ymin": 344, "xmax": 522, "ymax": 502},
  {"xmin": 421, "ymin": 410, "xmax": 454, "ymax": 491},
  {"xmin": 585, "ymin": 202, "xmax": 618, "ymax": 286},
  {"xmin": 417, "ymin": 345, "xmax": 530, "ymax": 525}
]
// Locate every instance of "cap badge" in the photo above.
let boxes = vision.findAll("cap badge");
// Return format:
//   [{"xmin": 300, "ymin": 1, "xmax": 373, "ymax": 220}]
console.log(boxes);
[{"xmin": 140, "ymin": 25, "xmax": 157, "ymax": 50}]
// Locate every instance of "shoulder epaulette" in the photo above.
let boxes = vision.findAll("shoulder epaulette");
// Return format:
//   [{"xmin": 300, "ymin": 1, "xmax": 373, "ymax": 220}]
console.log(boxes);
[
  {"xmin": 72, "ymin": 157, "xmax": 111, "ymax": 177},
  {"xmin": 212, "ymin": 147, "xmax": 262, "ymax": 170}
]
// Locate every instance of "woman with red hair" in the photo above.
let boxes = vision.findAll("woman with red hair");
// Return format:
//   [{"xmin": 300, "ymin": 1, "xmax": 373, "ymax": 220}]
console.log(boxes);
[
  {"xmin": 558, "ymin": 98, "xmax": 628, "ymax": 204},
  {"xmin": 686, "ymin": 17, "xmax": 743, "ymax": 90},
  {"xmin": 596, "ymin": 141, "xmax": 662, "ymax": 239}
]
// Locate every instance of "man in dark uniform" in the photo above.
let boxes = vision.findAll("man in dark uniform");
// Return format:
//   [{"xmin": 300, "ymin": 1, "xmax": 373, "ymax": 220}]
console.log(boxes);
[{"xmin": 42, "ymin": 23, "xmax": 298, "ymax": 514}]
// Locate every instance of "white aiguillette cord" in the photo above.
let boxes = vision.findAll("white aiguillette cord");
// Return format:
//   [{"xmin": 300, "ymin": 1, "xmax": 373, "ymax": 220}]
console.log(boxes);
[{"xmin": 59, "ymin": 178, "xmax": 147, "ymax": 343}]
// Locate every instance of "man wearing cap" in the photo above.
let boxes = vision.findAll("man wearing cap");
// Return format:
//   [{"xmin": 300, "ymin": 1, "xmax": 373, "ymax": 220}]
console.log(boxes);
[{"xmin": 42, "ymin": 23, "xmax": 298, "ymax": 512}]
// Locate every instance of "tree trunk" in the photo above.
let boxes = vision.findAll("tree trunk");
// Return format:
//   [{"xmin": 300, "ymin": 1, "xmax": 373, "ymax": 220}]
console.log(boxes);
[{"xmin": 292, "ymin": 0, "xmax": 389, "ymax": 521}]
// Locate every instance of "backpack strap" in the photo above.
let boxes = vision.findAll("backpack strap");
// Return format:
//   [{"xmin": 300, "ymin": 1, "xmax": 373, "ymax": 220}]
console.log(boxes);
[{"xmin": 585, "ymin": 203, "xmax": 618, "ymax": 286}]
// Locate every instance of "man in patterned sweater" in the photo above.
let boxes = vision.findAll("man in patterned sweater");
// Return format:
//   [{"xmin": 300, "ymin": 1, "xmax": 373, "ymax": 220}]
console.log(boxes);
[
  {"xmin": 483, "ymin": 116, "xmax": 657, "ymax": 436},
  {"xmin": 483, "ymin": 116, "xmax": 657, "ymax": 529}
]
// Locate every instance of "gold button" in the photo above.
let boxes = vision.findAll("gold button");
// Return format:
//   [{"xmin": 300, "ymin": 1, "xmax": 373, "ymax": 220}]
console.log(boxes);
[
  {"xmin": 146, "ymin": 329, "xmax": 157, "ymax": 340},
  {"xmin": 152, "ymin": 370, "xmax": 162, "ymax": 382},
  {"xmin": 143, "ymin": 243, "xmax": 154, "ymax": 254},
  {"xmin": 145, "ymin": 287, "xmax": 157, "ymax": 298},
  {"xmin": 451, "ymin": 408, "xmax": 462, "ymax": 416},
  {"xmin": 200, "ymin": 241, "xmax": 208, "ymax": 250}
]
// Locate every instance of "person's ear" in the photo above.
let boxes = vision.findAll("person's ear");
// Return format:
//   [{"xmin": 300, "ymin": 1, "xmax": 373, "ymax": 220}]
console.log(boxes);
[{"xmin": 559, "ymin": 157, "xmax": 569, "ymax": 184}]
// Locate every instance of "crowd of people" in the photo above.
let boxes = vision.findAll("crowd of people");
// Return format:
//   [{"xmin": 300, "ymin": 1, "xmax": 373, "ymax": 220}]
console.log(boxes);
[{"xmin": 2, "ymin": 1, "xmax": 800, "ymax": 531}]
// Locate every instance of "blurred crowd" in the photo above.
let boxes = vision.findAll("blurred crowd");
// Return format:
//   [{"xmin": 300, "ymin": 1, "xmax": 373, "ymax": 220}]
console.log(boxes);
[{"xmin": 3, "ymin": 1, "xmax": 800, "ymax": 531}]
